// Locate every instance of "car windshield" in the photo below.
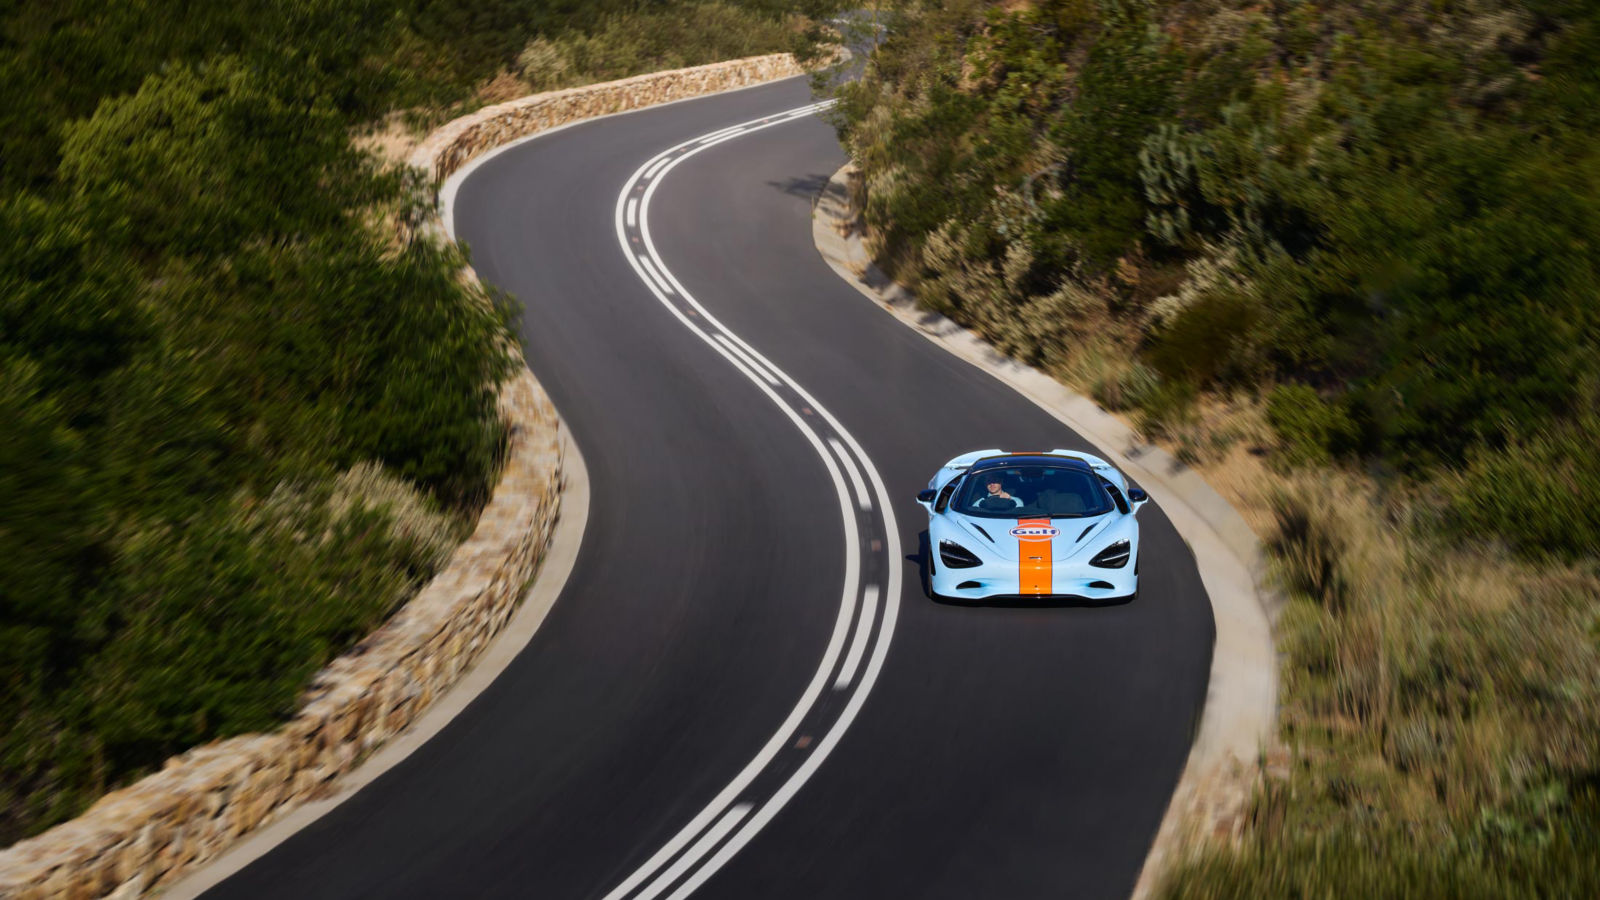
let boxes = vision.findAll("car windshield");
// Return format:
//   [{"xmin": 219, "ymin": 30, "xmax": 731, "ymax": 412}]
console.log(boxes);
[{"xmin": 952, "ymin": 464, "xmax": 1114, "ymax": 519}]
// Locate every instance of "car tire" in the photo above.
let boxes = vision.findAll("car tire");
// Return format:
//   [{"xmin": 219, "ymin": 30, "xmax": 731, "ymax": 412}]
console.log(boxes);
[{"xmin": 922, "ymin": 550, "xmax": 949, "ymax": 602}]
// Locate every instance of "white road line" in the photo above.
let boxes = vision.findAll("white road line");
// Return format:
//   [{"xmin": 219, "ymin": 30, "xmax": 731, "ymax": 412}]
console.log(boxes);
[
  {"xmin": 827, "ymin": 437, "xmax": 872, "ymax": 512},
  {"xmin": 643, "ymin": 154, "xmax": 675, "ymax": 179},
  {"xmin": 671, "ymin": 393, "xmax": 903, "ymax": 899},
  {"xmin": 671, "ymin": 567, "xmax": 898, "ymax": 899},
  {"xmin": 637, "ymin": 255, "xmax": 675, "ymax": 295},
  {"xmin": 699, "ymin": 124, "xmax": 746, "ymax": 142},
  {"xmin": 712, "ymin": 345, "xmax": 778, "ymax": 389},
  {"xmin": 606, "ymin": 100, "xmax": 904, "ymax": 900},
  {"xmin": 713, "ymin": 334, "xmax": 779, "ymax": 385},
  {"xmin": 632, "ymin": 804, "xmax": 753, "ymax": 900},
  {"xmin": 834, "ymin": 585, "xmax": 879, "ymax": 690},
  {"xmin": 605, "ymin": 103, "xmax": 866, "ymax": 900},
  {"xmin": 626, "ymin": 198, "xmax": 639, "ymax": 227}
]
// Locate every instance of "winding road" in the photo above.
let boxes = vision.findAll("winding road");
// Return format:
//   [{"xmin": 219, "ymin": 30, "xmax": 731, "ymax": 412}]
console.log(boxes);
[{"xmin": 205, "ymin": 74, "xmax": 1214, "ymax": 900}]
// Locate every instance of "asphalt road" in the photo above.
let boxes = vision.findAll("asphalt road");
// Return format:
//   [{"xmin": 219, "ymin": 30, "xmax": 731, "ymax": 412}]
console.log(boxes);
[{"xmin": 207, "ymin": 74, "xmax": 1213, "ymax": 900}]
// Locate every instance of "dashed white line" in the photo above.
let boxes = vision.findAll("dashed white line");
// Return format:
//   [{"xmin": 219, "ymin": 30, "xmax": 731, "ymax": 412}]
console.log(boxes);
[
  {"xmin": 713, "ymin": 334, "xmax": 779, "ymax": 385},
  {"xmin": 632, "ymin": 803, "xmax": 753, "ymax": 900},
  {"xmin": 642, "ymin": 154, "xmax": 675, "ymax": 179},
  {"xmin": 626, "ymin": 198, "xmax": 640, "ymax": 227},
  {"xmin": 699, "ymin": 124, "xmax": 746, "ymax": 142},
  {"xmin": 834, "ymin": 585, "xmax": 879, "ymax": 690},
  {"xmin": 827, "ymin": 437, "xmax": 872, "ymax": 512},
  {"xmin": 637, "ymin": 255, "xmax": 675, "ymax": 295}
]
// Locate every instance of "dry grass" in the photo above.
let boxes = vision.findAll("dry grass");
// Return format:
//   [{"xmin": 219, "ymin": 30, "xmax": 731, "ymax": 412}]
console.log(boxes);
[
  {"xmin": 330, "ymin": 461, "xmax": 460, "ymax": 562},
  {"xmin": 1156, "ymin": 454, "xmax": 1600, "ymax": 896},
  {"xmin": 897, "ymin": 240, "xmax": 1600, "ymax": 887},
  {"xmin": 1136, "ymin": 396, "xmax": 1600, "ymax": 835},
  {"xmin": 473, "ymin": 68, "xmax": 529, "ymax": 106},
  {"xmin": 352, "ymin": 111, "xmax": 425, "ymax": 169}
]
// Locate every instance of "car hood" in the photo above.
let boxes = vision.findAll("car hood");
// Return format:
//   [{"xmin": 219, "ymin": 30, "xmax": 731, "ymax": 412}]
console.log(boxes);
[{"xmin": 949, "ymin": 512, "xmax": 1114, "ymax": 563}]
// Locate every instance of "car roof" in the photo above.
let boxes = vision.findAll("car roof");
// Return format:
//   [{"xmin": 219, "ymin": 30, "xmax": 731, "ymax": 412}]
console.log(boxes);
[{"xmin": 965, "ymin": 453, "xmax": 1091, "ymax": 475}]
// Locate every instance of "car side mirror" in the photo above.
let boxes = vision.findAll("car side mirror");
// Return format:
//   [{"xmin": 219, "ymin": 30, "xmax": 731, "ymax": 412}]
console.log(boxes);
[
  {"xmin": 1127, "ymin": 487, "xmax": 1148, "ymax": 511},
  {"xmin": 916, "ymin": 488, "xmax": 936, "ymax": 511}
]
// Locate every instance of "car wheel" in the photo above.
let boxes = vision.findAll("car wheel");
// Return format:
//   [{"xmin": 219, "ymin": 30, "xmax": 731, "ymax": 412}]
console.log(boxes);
[{"xmin": 922, "ymin": 550, "xmax": 949, "ymax": 601}]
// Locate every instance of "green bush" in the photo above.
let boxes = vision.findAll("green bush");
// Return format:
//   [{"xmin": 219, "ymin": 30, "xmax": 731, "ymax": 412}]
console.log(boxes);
[
  {"xmin": 1442, "ymin": 416, "xmax": 1600, "ymax": 562},
  {"xmin": 82, "ymin": 467, "xmax": 453, "ymax": 760},
  {"xmin": 59, "ymin": 60, "xmax": 360, "ymax": 259},
  {"xmin": 526, "ymin": 2, "xmax": 798, "ymax": 89},
  {"xmin": 1266, "ymin": 384, "xmax": 1358, "ymax": 466},
  {"xmin": 1149, "ymin": 288, "xmax": 1261, "ymax": 388},
  {"xmin": 2, "ymin": 465, "xmax": 455, "ymax": 840},
  {"xmin": 1134, "ymin": 376, "xmax": 1198, "ymax": 442},
  {"xmin": 1037, "ymin": 1, "xmax": 1179, "ymax": 270},
  {"xmin": 1090, "ymin": 360, "xmax": 1161, "ymax": 412}
]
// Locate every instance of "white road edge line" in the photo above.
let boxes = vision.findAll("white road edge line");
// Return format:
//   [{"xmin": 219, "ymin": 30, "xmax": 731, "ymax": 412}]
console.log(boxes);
[{"xmin": 607, "ymin": 99, "xmax": 902, "ymax": 900}]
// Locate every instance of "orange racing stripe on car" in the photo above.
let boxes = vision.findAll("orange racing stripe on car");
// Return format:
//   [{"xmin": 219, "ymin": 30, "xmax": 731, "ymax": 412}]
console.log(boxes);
[{"xmin": 1016, "ymin": 517, "xmax": 1053, "ymax": 595}]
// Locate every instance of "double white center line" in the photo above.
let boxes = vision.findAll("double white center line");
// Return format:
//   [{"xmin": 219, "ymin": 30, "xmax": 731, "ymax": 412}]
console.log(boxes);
[{"xmin": 605, "ymin": 100, "xmax": 901, "ymax": 900}]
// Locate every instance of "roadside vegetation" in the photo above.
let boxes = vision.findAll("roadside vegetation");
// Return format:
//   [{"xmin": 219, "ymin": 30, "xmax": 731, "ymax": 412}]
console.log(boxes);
[
  {"xmin": 0, "ymin": 0, "xmax": 839, "ymax": 846},
  {"xmin": 828, "ymin": 0, "xmax": 1600, "ymax": 892}
]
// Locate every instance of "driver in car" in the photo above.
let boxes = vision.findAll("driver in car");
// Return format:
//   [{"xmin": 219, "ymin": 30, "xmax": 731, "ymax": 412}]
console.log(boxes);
[{"xmin": 979, "ymin": 475, "xmax": 1023, "ymax": 511}]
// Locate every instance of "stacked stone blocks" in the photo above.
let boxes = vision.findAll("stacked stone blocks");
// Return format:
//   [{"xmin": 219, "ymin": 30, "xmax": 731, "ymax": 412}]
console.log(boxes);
[{"xmin": 409, "ymin": 53, "xmax": 804, "ymax": 182}]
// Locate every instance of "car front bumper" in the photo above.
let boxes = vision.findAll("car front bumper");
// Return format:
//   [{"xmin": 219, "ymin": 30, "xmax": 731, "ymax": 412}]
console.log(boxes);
[{"xmin": 929, "ymin": 556, "xmax": 1138, "ymax": 602}]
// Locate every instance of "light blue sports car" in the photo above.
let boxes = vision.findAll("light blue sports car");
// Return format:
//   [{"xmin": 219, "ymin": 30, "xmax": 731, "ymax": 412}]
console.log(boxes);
[{"xmin": 916, "ymin": 449, "xmax": 1147, "ymax": 603}]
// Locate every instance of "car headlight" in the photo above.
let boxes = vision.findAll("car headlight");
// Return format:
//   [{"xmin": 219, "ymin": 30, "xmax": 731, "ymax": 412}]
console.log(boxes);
[
  {"xmin": 1089, "ymin": 540, "xmax": 1131, "ymax": 569},
  {"xmin": 939, "ymin": 540, "xmax": 982, "ymax": 569}
]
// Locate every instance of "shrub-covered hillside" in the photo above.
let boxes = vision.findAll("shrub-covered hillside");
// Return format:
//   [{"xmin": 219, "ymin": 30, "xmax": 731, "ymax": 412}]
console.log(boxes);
[
  {"xmin": 0, "ymin": 0, "xmax": 835, "ymax": 845},
  {"xmin": 836, "ymin": 0, "xmax": 1599, "ymax": 556},
  {"xmin": 833, "ymin": 0, "xmax": 1600, "ymax": 893}
]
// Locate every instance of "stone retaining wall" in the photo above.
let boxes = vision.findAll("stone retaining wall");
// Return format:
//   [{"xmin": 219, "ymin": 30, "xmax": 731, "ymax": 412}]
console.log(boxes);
[
  {"xmin": 0, "ymin": 50, "xmax": 807, "ymax": 900},
  {"xmin": 407, "ymin": 53, "xmax": 804, "ymax": 183},
  {"xmin": 0, "ymin": 374, "xmax": 563, "ymax": 900}
]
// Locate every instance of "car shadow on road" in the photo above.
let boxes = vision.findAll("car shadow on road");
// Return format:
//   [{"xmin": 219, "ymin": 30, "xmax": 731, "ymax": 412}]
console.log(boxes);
[{"xmin": 909, "ymin": 532, "xmax": 1134, "ymax": 609}]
